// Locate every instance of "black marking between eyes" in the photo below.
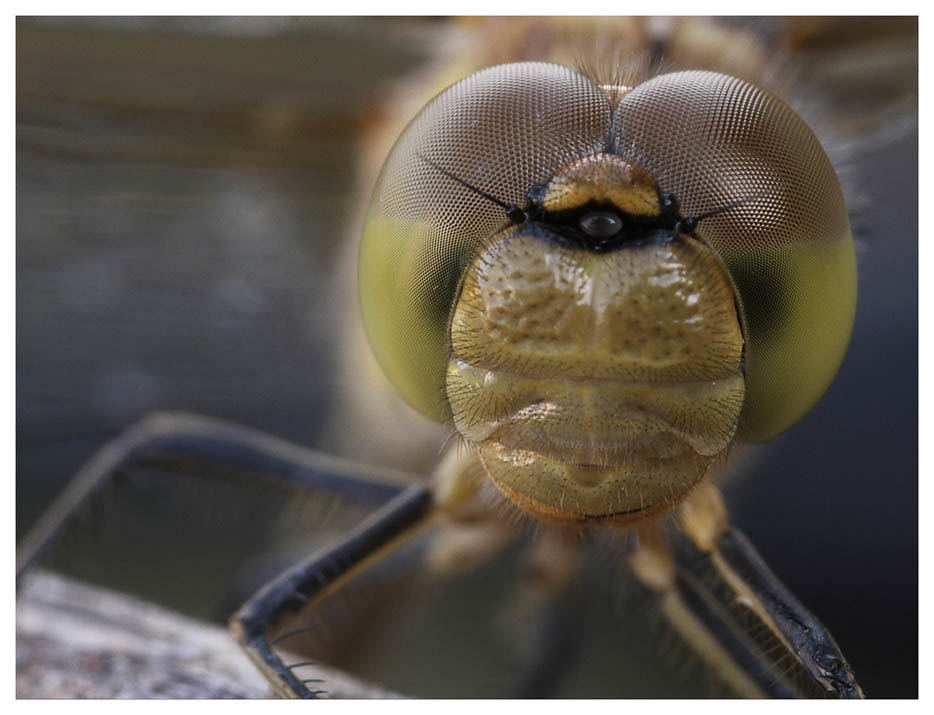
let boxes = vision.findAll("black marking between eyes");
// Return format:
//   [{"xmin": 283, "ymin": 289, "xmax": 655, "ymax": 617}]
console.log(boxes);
[
  {"xmin": 530, "ymin": 199, "xmax": 679, "ymax": 253},
  {"xmin": 523, "ymin": 220, "xmax": 678, "ymax": 254},
  {"xmin": 415, "ymin": 151, "xmax": 766, "ymax": 251}
]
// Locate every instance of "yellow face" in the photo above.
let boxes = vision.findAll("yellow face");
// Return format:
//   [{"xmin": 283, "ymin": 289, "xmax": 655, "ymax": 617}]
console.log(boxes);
[
  {"xmin": 446, "ymin": 154, "xmax": 744, "ymax": 521},
  {"xmin": 360, "ymin": 63, "xmax": 856, "ymax": 523}
]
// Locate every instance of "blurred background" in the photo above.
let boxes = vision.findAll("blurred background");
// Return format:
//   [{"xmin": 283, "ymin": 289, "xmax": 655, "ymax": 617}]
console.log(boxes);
[{"xmin": 17, "ymin": 16, "xmax": 917, "ymax": 698}]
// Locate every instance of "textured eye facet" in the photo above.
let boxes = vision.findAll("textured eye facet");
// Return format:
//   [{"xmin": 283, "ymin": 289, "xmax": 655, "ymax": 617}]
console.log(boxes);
[
  {"xmin": 360, "ymin": 62, "xmax": 611, "ymax": 421},
  {"xmin": 609, "ymin": 71, "xmax": 856, "ymax": 441}
]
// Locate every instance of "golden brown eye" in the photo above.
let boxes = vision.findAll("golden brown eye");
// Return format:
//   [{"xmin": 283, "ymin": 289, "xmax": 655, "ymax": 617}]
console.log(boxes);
[
  {"xmin": 579, "ymin": 211, "xmax": 623, "ymax": 238},
  {"xmin": 359, "ymin": 62, "xmax": 610, "ymax": 422},
  {"xmin": 608, "ymin": 71, "xmax": 856, "ymax": 441}
]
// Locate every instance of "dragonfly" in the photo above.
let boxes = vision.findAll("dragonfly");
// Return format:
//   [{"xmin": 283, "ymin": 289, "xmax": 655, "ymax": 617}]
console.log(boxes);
[{"xmin": 16, "ymin": 17, "xmax": 917, "ymax": 698}]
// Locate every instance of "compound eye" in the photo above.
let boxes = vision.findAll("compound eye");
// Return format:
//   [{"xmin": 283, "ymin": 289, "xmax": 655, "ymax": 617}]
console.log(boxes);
[
  {"xmin": 611, "ymin": 71, "xmax": 856, "ymax": 442},
  {"xmin": 360, "ymin": 62, "xmax": 611, "ymax": 421},
  {"xmin": 579, "ymin": 211, "xmax": 623, "ymax": 238}
]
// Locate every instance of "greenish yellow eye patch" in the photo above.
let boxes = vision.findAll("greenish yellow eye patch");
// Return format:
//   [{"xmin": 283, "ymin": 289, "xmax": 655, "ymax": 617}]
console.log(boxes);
[
  {"xmin": 358, "ymin": 62, "xmax": 612, "ymax": 421},
  {"xmin": 727, "ymin": 235, "xmax": 857, "ymax": 442},
  {"xmin": 359, "ymin": 217, "xmax": 472, "ymax": 421}
]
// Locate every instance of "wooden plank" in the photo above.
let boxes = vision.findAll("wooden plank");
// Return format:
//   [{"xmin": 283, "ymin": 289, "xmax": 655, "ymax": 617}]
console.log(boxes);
[{"xmin": 16, "ymin": 569, "xmax": 401, "ymax": 698}]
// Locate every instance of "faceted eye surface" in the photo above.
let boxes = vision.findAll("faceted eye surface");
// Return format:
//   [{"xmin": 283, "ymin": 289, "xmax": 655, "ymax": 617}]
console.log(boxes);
[
  {"xmin": 609, "ymin": 71, "xmax": 856, "ymax": 441},
  {"xmin": 360, "ymin": 62, "xmax": 611, "ymax": 421}
]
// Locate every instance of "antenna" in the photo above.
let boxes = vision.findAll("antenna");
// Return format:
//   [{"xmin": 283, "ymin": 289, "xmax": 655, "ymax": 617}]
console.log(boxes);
[
  {"xmin": 676, "ymin": 192, "xmax": 766, "ymax": 234},
  {"xmin": 416, "ymin": 153, "xmax": 527, "ymax": 224}
]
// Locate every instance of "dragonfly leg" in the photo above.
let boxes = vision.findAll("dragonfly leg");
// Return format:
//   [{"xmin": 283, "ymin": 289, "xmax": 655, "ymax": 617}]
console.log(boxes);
[
  {"xmin": 17, "ymin": 411, "xmax": 411, "ymax": 581},
  {"xmin": 676, "ymin": 482, "xmax": 863, "ymax": 698},
  {"xmin": 629, "ymin": 481, "xmax": 863, "ymax": 698},
  {"xmin": 229, "ymin": 484, "xmax": 437, "ymax": 698},
  {"xmin": 425, "ymin": 445, "xmax": 588, "ymax": 697},
  {"xmin": 422, "ymin": 445, "xmax": 518, "ymax": 573},
  {"xmin": 510, "ymin": 528, "xmax": 586, "ymax": 698}
]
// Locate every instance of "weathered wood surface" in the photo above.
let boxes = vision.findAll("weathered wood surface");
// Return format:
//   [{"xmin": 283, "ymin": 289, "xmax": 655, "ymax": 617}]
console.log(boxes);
[{"xmin": 16, "ymin": 569, "xmax": 400, "ymax": 699}]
